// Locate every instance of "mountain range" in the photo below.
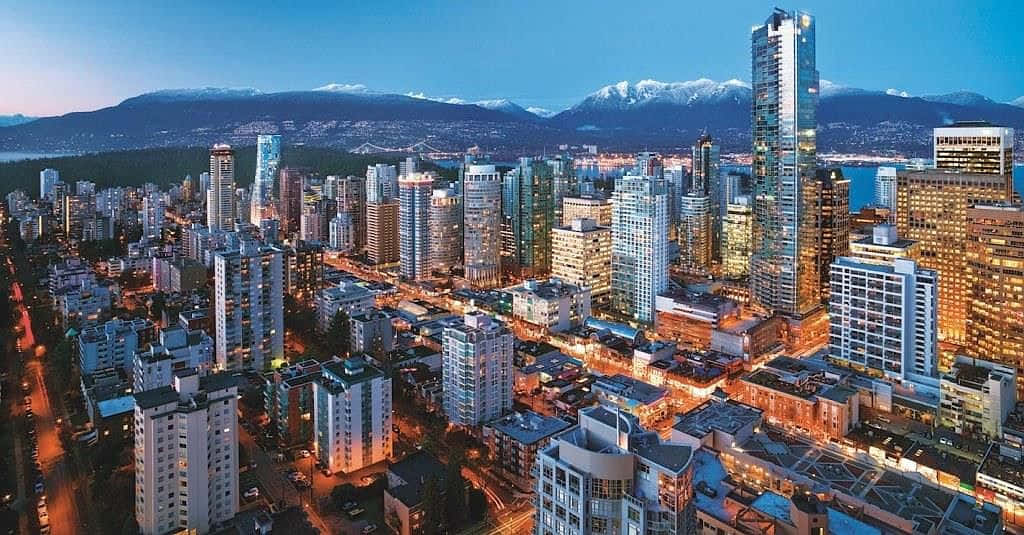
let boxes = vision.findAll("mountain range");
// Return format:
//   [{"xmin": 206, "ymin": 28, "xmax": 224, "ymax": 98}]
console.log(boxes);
[{"xmin": 1, "ymin": 79, "xmax": 1022, "ymax": 156}]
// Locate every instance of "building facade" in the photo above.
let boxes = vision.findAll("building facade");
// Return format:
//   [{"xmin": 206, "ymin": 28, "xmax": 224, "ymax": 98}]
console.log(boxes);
[
  {"xmin": 692, "ymin": 134, "xmax": 722, "ymax": 260},
  {"xmin": 399, "ymin": 172, "xmax": 435, "ymax": 280},
  {"xmin": 551, "ymin": 218, "xmax": 612, "ymax": 308},
  {"xmin": 722, "ymin": 196, "xmax": 753, "ymax": 279},
  {"xmin": 429, "ymin": 188, "xmax": 462, "ymax": 273},
  {"xmin": 502, "ymin": 158, "xmax": 554, "ymax": 278},
  {"xmin": 562, "ymin": 195, "xmax": 613, "ymax": 227},
  {"xmin": 366, "ymin": 201, "xmax": 400, "ymax": 266},
  {"xmin": 214, "ymin": 242, "xmax": 284, "ymax": 371},
  {"xmin": 611, "ymin": 175, "xmax": 669, "ymax": 324},
  {"xmin": 313, "ymin": 357, "xmax": 392, "ymax": 474},
  {"xmin": 442, "ymin": 312, "xmax": 514, "ymax": 426},
  {"xmin": 678, "ymin": 193, "xmax": 712, "ymax": 274},
  {"xmin": 206, "ymin": 144, "xmax": 235, "ymax": 231},
  {"xmin": 463, "ymin": 164, "xmax": 503, "ymax": 287},
  {"xmin": 251, "ymin": 134, "xmax": 281, "ymax": 222},
  {"xmin": 507, "ymin": 278, "xmax": 591, "ymax": 333}
]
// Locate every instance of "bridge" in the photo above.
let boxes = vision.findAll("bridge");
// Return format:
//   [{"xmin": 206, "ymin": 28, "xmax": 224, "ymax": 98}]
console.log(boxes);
[{"xmin": 349, "ymin": 140, "xmax": 444, "ymax": 154}]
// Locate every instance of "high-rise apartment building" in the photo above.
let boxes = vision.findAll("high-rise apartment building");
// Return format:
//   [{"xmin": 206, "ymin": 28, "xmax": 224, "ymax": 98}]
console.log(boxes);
[
  {"xmin": 39, "ymin": 168, "xmax": 58, "ymax": 200},
  {"xmin": 692, "ymin": 134, "xmax": 722, "ymax": 259},
  {"xmin": 133, "ymin": 371, "xmax": 238, "ymax": 535},
  {"xmin": 251, "ymin": 134, "xmax": 281, "ymax": 222},
  {"xmin": 141, "ymin": 192, "xmax": 164, "ymax": 240},
  {"xmin": 548, "ymin": 153, "xmax": 577, "ymax": 224},
  {"xmin": 463, "ymin": 164, "xmax": 503, "ymax": 286},
  {"xmin": 329, "ymin": 212, "xmax": 355, "ymax": 252},
  {"xmin": 561, "ymin": 195, "xmax": 613, "ymax": 227},
  {"xmin": 334, "ymin": 175, "xmax": 367, "ymax": 251},
  {"xmin": 442, "ymin": 312, "xmax": 514, "ymax": 426},
  {"xmin": 214, "ymin": 242, "xmax": 284, "ymax": 371},
  {"xmin": 828, "ymin": 257, "xmax": 938, "ymax": 383},
  {"xmin": 278, "ymin": 167, "xmax": 306, "ymax": 235},
  {"xmin": 366, "ymin": 201, "xmax": 399, "ymax": 266},
  {"xmin": 79, "ymin": 317, "xmax": 155, "ymax": 375},
  {"xmin": 896, "ymin": 169, "xmax": 1012, "ymax": 341},
  {"xmin": 399, "ymin": 172, "xmax": 435, "ymax": 280},
  {"xmin": 678, "ymin": 193, "xmax": 712, "ymax": 274},
  {"xmin": 366, "ymin": 163, "xmax": 398, "ymax": 203},
  {"xmin": 430, "ymin": 188, "xmax": 462, "ymax": 273},
  {"xmin": 634, "ymin": 151, "xmax": 664, "ymax": 177},
  {"xmin": 284, "ymin": 241, "xmax": 324, "ymax": 304},
  {"xmin": 207, "ymin": 144, "xmax": 236, "ymax": 231},
  {"xmin": 552, "ymin": 218, "xmax": 612, "ymax": 307},
  {"xmin": 750, "ymin": 8, "xmax": 819, "ymax": 317},
  {"xmin": 965, "ymin": 203, "xmax": 1024, "ymax": 395},
  {"xmin": 874, "ymin": 166, "xmax": 898, "ymax": 223},
  {"xmin": 934, "ymin": 121, "xmax": 1014, "ymax": 182},
  {"xmin": 313, "ymin": 357, "xmax": 392, "ymax": 475},
  {"xmin": 502, "ymin": 158, "xmax": 554, "ymax": 277},
  {"xmin": 813, "ymin": 168, "xmax": 850, "ymax": 300},
  {"xmin": 533, "ymin": 405, "xmax": 696, "ymax": 535},
  {"xmin": 611, "ymin": 175, "xmax": 669, "ymax": 324},
  {"xmin": 722, "ymin": 195, "xmax": 753, "ymax": 278}
]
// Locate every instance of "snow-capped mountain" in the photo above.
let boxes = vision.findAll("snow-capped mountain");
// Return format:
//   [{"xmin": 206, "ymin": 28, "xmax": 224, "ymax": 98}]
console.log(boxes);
[
  {"xmin": 128, "ymin": 87, "xmax": 264, "ymax": 103},
  {"xmin": 0, "ymin": 114, "xmax": 36, "ymax": 127},
  {"xmin": 313, "ymin": 83, "xmax": 369, "ymax": 93},
  {"xmin": 572, "ymin": 78, "xmax": 751, "ymax": 110},
  {"xmin": 922, "ymin": 91, "xmax": 995, "ymax": 107},
  {"xmin": 1012, "ymin": 96, "xmax": 1024, "ymax": 108}
]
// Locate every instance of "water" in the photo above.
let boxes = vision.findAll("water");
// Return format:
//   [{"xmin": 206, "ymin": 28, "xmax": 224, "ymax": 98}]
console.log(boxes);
[{"xmin": 0, "ymin": 152, "xmax": 72, "ymax": 162}]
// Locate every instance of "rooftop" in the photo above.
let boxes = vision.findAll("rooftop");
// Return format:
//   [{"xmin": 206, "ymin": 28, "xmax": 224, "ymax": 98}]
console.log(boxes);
[
  {"xmin": 673, "ymin": 398, "xmax": 763, "ymax": 439},
  {"xmin": 488, "ymin": 411, "xmax": 571, "ymax": 445},
  {"xmin": 387, "ymin": 450, "xmax": 447, "ymax": 507},
  {"xmin": 96, "ymin": 395, "xmax": 135, "ymax": 418},
  {"xmin": 507, "ymin": 278, "xmax": 586, "ymax": 300},
  {"xmin": 593, "ymin": 374, "xmax": 667, "ymax": 405}
]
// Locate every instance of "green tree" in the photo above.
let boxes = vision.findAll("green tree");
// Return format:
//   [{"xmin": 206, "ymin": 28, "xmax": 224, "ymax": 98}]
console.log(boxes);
[
  {"xmin": 419, "ymin": 475, "xmax": 445, "ymax": 535},
  {"xmin": 443, "ymin": 445, "xmax": 468, "ymax": 529},
  {"xmin": 468, "ymin": 488, "xmax": 488, "ymax": 522},
  {"xmin": 324, "ymin": 309, "xmax": 351, "ymax": 358}
]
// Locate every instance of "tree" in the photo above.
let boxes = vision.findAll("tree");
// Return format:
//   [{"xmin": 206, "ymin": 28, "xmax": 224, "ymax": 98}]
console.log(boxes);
[
  {"xmin": 331, "ymin": 483, "xmax": 358, "ymax": 508},
  {"xmin": 419, "ymin": 475, "xmax": 445, "ymax": 535},
  {"xmin": 443, "ymin": 445, "xmax": 468, "ymax": 529},
  {"xmin": 468, "ymin": 488, "xmax": 488, "ymax": 522},
  {"xmin": 324, "ymin": 309, "xmax": 351, "ymax": 358}
]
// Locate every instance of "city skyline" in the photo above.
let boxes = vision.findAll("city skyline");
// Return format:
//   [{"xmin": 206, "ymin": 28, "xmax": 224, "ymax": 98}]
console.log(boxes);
[{"xmin": 3, "ymin": 0, "xmax": 1024, "ymax": 116}]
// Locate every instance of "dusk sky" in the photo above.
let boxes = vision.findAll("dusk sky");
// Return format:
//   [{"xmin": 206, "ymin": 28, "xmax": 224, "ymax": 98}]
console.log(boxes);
[{"xmin": 3, "ymin": 0, "xmax": 1023, "ymax": 117}]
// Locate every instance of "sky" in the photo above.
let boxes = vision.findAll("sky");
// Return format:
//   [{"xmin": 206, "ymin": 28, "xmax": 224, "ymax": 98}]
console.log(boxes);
[{"xmin": 3, "ymin": 0, "xmax": 1023, "ymax": 116}]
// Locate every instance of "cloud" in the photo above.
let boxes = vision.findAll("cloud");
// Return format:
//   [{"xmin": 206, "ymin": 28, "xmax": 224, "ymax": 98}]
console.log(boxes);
[{"xmin": 405, "ymin": 92, "xmax": 466, "ymax": 104}]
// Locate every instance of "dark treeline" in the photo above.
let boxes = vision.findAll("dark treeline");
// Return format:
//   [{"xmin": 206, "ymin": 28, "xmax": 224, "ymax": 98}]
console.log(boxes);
[{"xmin": 0, "ymin": 146, "xmax": 458, "ymax": 196}]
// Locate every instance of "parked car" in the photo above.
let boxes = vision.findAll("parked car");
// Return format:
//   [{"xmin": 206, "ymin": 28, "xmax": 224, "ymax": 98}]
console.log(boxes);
[
  {"xmin": 346, "ymin": 508, "xmax": 365, "ymax": 519},
  {"xmin": 362, "ymin": 523, "xmax": 378, "ymax": 534},
  {"xmin": 341, "ymin": 501, "xmax": 358, "ymax": 512},
  {"xmin": 243, "ymin": 487, "xmax": 260, "ymax": 500}
]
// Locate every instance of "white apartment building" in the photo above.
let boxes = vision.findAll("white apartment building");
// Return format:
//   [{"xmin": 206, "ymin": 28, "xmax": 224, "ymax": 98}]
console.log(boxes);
[
  {"xmin": 506, "ymin": 278, "xmax": 591, "ymax": 333},
  {"xmin": 611, "ymin": 175, "xmax": 669, "ymax": 324},
  {"xmin": 312, "ymin": 357, "xmax": 392, "ymax": 475},
  {"xmin": 314, "ymin": 281, "xmax": 376, "ymax": 333},
  {"xmin": 533, "ymin": 405, "xmax": 696, "ymax": 535},
  {"xmin": 874, "ymin": 167, "xmax": 898, "ymax": 222},
  {"xmin": 214, "ymin": 242, "xmax": 284, "ymax": 371},
  {"xmin": 551, "ymin": 218, "xmax": 612, "ymax": 307},
  {"xmin": 442, "ymin": 312, "xmax": 514, "ymax": 426},
  {"xmin": 78, "ymin": 317, "xmax": 154, "ymax": 375},
  {"xmin": 141, "ymin": 192, "xmax": 165, "ymax": 240},
  {"xmin": 828, "ymin": 257, "xmax": 938, "ymax": 384},
  {"xmin": 329, "ymin": 212, "xmax": 355, "ymax": 252},
  {"xmin": 133, "ymin": 370, "xmax": 238, "ymax": 535},
  {"xmin": 133, "ymin": 326, "xmax": 214, "ymax": 393}
]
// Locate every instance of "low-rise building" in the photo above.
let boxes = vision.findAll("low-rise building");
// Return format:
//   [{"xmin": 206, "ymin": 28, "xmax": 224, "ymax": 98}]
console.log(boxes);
[
  {"xmin": 655, "ymin": 290, "xmax": 738, "ymax": 350},
  {"xmin": 78, "ymin": 317, "xmax": 155, "ymax": 375},
  {"xmin": 263, "ymin": 359, "xmax": 322, "ymax": 447},
  {"xmin": 350, "ymin": 310, "xmax": 395, "ymax": 358},
  {"xmin": 55, "ymin": 279, "xmax": 114, "ymax": 328},
  {"xmin": 315, "ymin": 281, "xmax": 376, "ymax": 333},
  {"xmin": 506, "ymin": 278, "xmax": 591, "ymax": 333},
  {"xmin": 591, "ymin": 373, "xmax": 669, "ymax": 428},
  {"xmin": 940, "ymin": 355, "xmax": 1016, "ymax": 440},
  {"xmin": 384, "ymin": 450, "xmax": 447, "ymax": 535},
  {"xmin": 484, "ymin": 410, "xmax": 570, "ymax": 491},
  {"xmin": 133, "ymin": 325, "xmax": 213, "ymax": 392}
]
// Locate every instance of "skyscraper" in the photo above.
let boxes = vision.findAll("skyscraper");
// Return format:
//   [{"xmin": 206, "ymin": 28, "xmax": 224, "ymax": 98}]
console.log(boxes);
[
  {"xmin": 251, "ymin": 134, "xmax": 281, "ymax": 222},
  {"xmin": 366, "ymin": 163, "xmax": 398, "ymax": 203},
  {"xmin": 829, "ymin": 257, "xmax": 938, "ymax": 383},
  {"xmin": 874, "ymin": 166, "xmax": 898, "ymax": 223},
  {"xmin": 722, "ymin": 196, "xmax": 753, "ymax": 278},
  {"xmin": 896, "ymin": 170, "xmax": 1012, "ymax": 341},
  {"xmin": 329, "ymin": 212, "xmax": 355, "ymax": 252},
  {"xmin": 365, "ymin": 201, "xmax": 399, "ymax": 266},
  {"xmin": 133, "ymin": 370, "xmax": 238, "ymax": 535},
  {"xmin": 39, "ymin": 168, "xmax": 58, "ymax": 200},
  {"xmin": 548, "ymin": 153, "xmax": 577, "ymax": 224},
  {"xmin": 552, "ymin": 218, "xmax": 612, "ymax": 307},
  {"xmin": 141, "ymin": 191, "xmax": 165, "ymax": 240},
  {"xmin": 278, "ymin": 167, "xmax": 306, "ymax": 235},
  {"xmin": 692, "ymin": 134, "xmax": 722, "ymax": 259},
  {"xmin": 429, "ymin": 188, "xmax": 462, "ymax": 274},
  {"xmin": 813, "ymin": 168, "xmax": 850, "ymax": 300},
  {"xmin": 678, "ymin": 193, "xmax": 712, "ymax": 274},
  {"xmin": 207, "ymin": 144, "xmax": 236, "ymax": 231},
  {"xmin": 749, "ymin": 8, "xmax": 819, "ymax": 317},
  {"xmin": 965, "ymin": 203, "xmax": 1024, "ymax": 395},
  {"xmin": 399, "ymin": 171, "xmax": 435, "ymax": 280},
  {"xmin": 442, "ymin": 312, "xmax": 514, "ymax": 426},
  {"xmin": 502, "ymin": 158, "xmax": 554, "ymax": 278},
  {"xmin": 934, "ymin": 121, "xmax": 1014, "ymax": 182},
  {"xmin": 463, "ymin": 164, "xmax": 503, "ymax": 286},
  {"xmin": 611, "ymin": 175, "xmax": 669, "ymax": 324},
  {"xmin": 214, "ymin": 241, "xmax": 284, "ymax": 371},
  {"xmin": 561, "ymin": 195, "xmax": 613, "ymax": 227},
  {"xmin": 334, "ymin": 175, "xmax": 367, "ymax": 252}
]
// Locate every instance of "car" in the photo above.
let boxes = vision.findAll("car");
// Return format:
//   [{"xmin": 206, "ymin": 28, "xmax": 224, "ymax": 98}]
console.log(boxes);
[
  {"xmin": 298, "ymin": 449, "xmax": 311, "ymax": 458},
  {"xmin": 362, "ymin": 523, "xmax": 378, "ymax": 534},
  {"xmin": 341, "ymin": 501, "xmax": 358, "ymax": 512},
  {"xmin": 34, "ymin": 482, "xmax": 44, "ymax": 494},
  {"xmin": 346, "ymin": 507, "xmax": 365, "ymax": 519},
  {"xmin": 243, "ymin": 487, "xmax": 260, "ymax": 500},
  {"xmin": 286, "ymin": 471, "xmax": 303, "ymax": 482}
]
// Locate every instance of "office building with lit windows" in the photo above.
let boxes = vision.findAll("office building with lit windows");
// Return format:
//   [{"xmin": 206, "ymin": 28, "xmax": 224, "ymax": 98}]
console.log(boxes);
[
  {"xmin": 874, "ymin": 166, "xmax": 898, "ymax": 223},
  {"xmin": 562, "ymin": 195, "xmax": 613, "ymax": 227},
  {"xmin": 251, "ymin": 134, "xmax": 281, "ymax": 222},
  {"xmin": 552, "ymin": 218, "xmax": 612, "ymax": 307},
  {"xmin": 934, "ymin": 121, "xmax": 1014, "ymax": 180},
  {"xmin": 678, "ymin": 193, "xmax": 712, "ymax": 274},
  {"xmin": 611, "ymin": 175, "xmax": 668, "ymax": 324},
  {"xmin": 214, "ymin": 241, "xmax": 284, "ymax": 371},
  {"xmin": 749, "ymin": 8, "xmax": 820, "ymax": 317},
  {"xmin": 722, "ymin": 196, "xmax": 753, "ymax": 279},
  {"xmin": 133, "ymin": 370, "xmax": 239, "ymax": 535},
  {"xmin": 813, "ymin": 168, "xmax": 850, "ymax": 300},
  {"xmin": 502, "ymin": 158, "xmax": 554, "ymax": 278},
  {"xmin": 692, "ymin": 134, "xmax": 722, "ymax": 260},
  {"xmin": 312, "ymin": 357, "xmax": 392, "ymax": 475},
  {"xmin": 965, "ymin": 203, "xmax": 1024, "ymax": 396},
  {"xmin": 366, "ymin": 200, "xmax": 400, "ymax": 266},
  {"xmin": 896, "ymin": 169, "xmax": 1012, "ymax": 342}
]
